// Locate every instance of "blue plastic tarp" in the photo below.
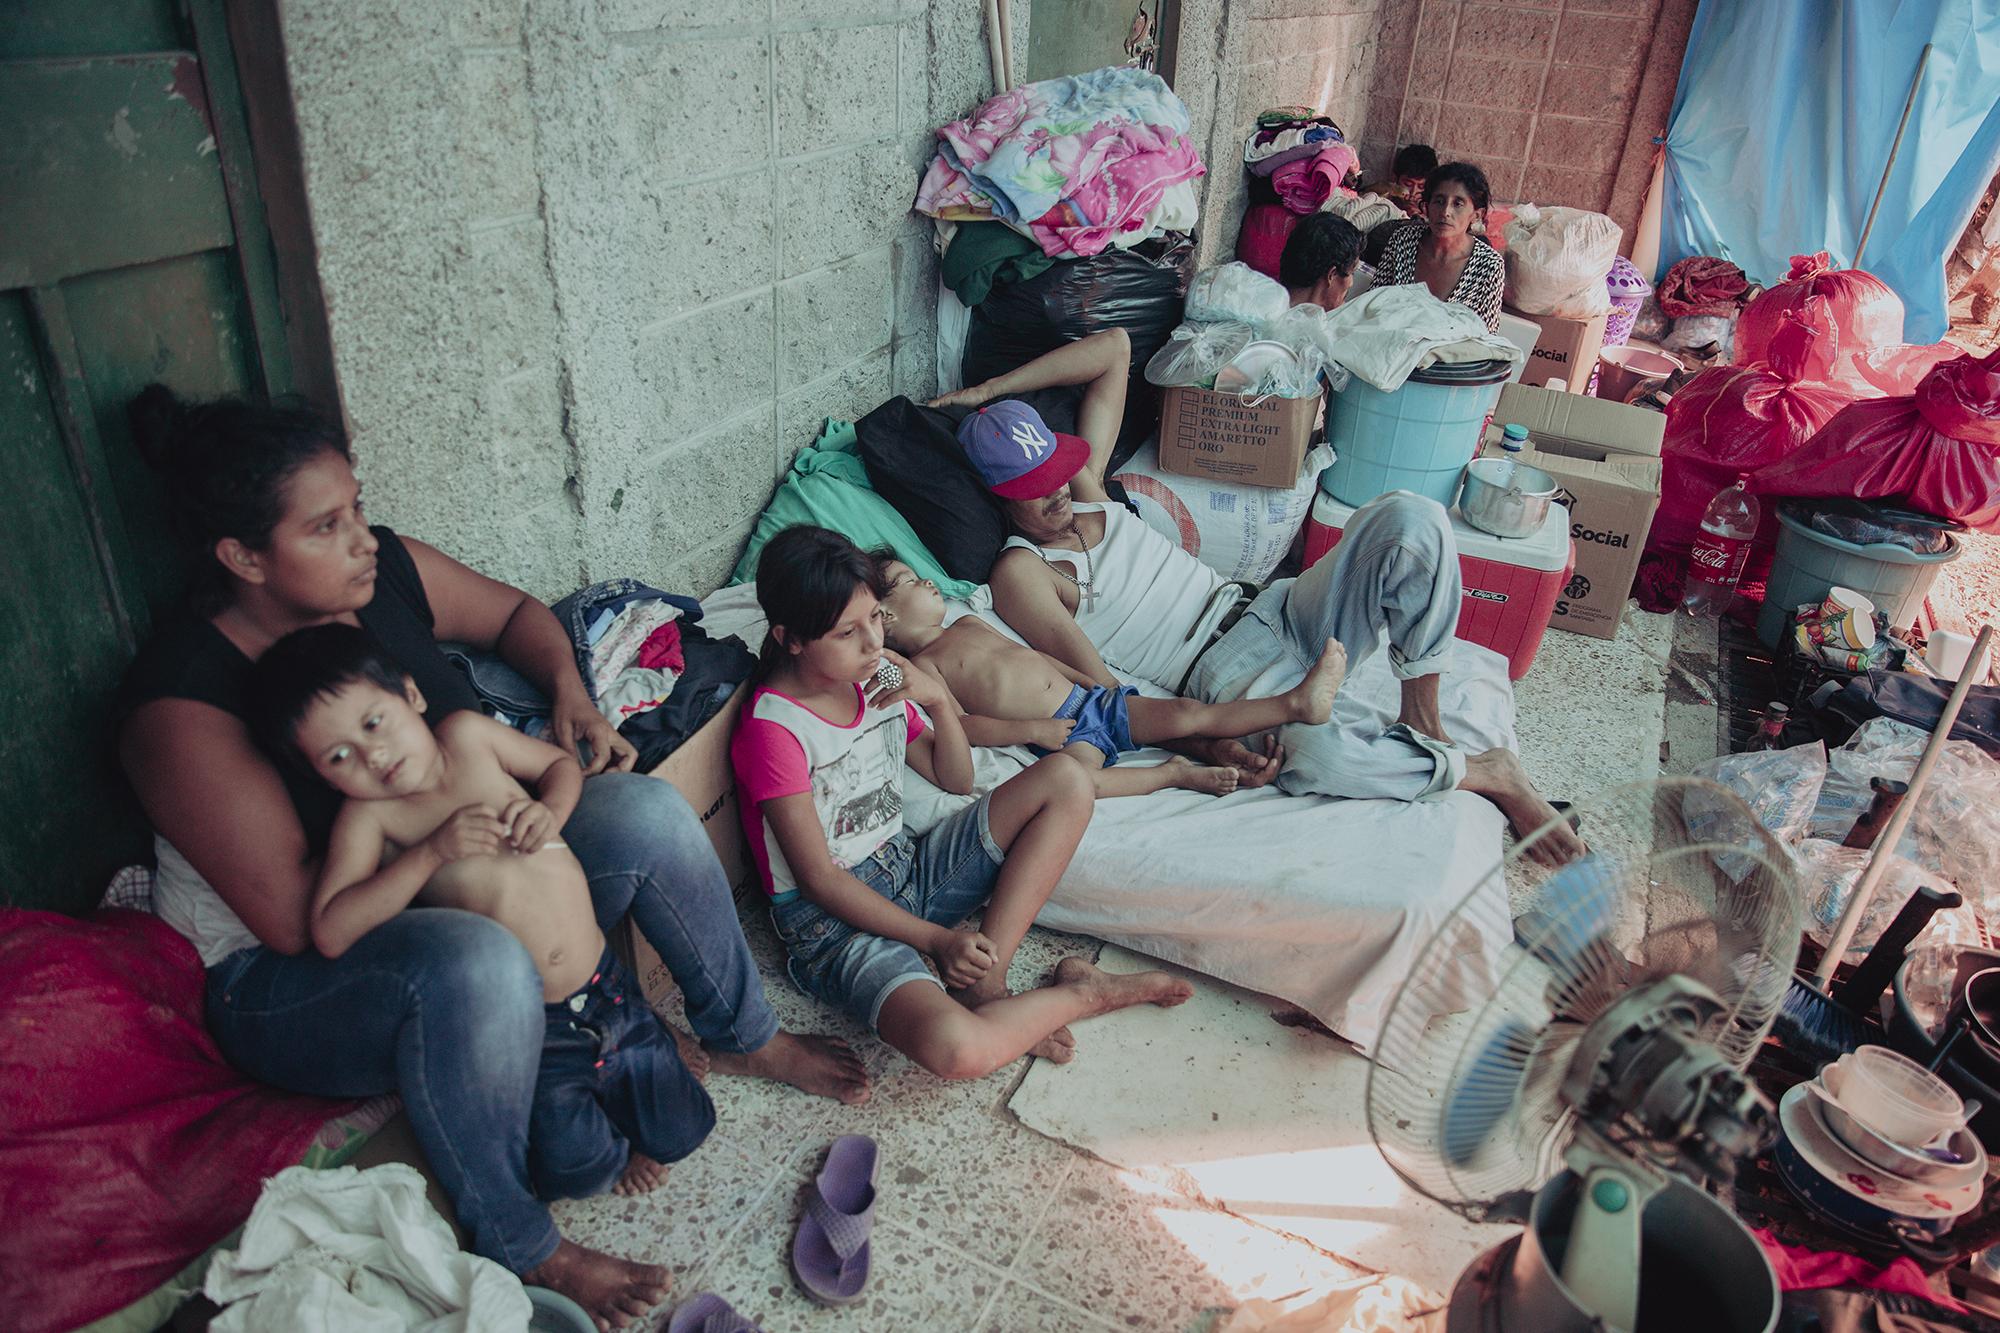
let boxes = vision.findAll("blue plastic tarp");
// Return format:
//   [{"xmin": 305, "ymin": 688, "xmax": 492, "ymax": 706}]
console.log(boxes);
[{"xmin": 1661, "ymin": 0, "xmax": 2000, "ymax": 342}]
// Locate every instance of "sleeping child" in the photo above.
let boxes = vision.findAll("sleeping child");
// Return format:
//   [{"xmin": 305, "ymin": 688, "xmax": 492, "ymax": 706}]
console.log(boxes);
[
  {"xmin": 873, "ymin": 556, "xmax": 1347, "ymax": 798},
  {"xmin": 248, "ymin": 623, "xmax": 712, "ymax": 1200}
]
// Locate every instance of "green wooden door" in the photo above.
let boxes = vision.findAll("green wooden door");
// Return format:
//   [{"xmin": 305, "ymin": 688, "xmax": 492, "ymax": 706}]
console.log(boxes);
[{"xmin": 2, "ymin": 0, "xmax": 303, "ymax": 913}]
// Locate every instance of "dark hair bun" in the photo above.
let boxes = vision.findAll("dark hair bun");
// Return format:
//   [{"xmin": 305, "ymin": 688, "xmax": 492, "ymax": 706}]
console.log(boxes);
[{"xmin": 128, "ymin": 383, "xmax": 190, "ymax": 471}]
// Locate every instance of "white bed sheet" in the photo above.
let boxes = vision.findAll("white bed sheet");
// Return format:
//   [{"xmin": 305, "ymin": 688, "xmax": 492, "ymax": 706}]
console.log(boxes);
[{"xmin": 699, "ymin": 583, "xmax": 1514, "ymax": 1053}]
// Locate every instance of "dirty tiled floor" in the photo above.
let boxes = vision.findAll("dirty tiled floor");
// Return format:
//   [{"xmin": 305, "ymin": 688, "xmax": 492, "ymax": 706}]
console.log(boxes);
[{"xmin": 556, "ymin": 610, "xmax": 1696, "ymax": 1331}]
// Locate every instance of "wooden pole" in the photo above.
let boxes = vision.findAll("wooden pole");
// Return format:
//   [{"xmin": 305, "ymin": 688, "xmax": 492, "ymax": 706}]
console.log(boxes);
[{"xmin": 1854, "ymin": 43, "xmax": 1932, "ymax": 271}]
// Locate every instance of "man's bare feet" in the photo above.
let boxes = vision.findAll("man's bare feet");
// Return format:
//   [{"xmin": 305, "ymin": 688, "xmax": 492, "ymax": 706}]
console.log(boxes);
[
  {"xmin": 1287, "ymin": 638, "xmax": 1348, "ymax": 724},
  {"xmin": 1030, "ymin": 1025, "xmax": 1078, "ymax": 1062},
  {"xmin": 668, "ymin": 1024, "xmax": 710, "ymax": 1081},
  {"xmin": 1208, "ymin": 735, "xmax": 1287, "ymax": 789},
  {"xmin": 522, "ymin": 1238, "xmax": 671, "ymax": 1332},
  {"xmin": 1164, "ymin": 755, "xmax": 1240, "ymax": 795},
  {"xmin": 1051, "ymin": 955, "xmax": 1196, "ymax": 1017},
  {"xmin": 706, "ymin": 1030, "xmax": 871, "ymax": 1105},
  {"xmin": 613, "ymin": 1150, "xmax": 671, "ymax": 1197},
  {"xmin": 1460, "ymin": 747, "xmax": 1587, "ymax": 868}
]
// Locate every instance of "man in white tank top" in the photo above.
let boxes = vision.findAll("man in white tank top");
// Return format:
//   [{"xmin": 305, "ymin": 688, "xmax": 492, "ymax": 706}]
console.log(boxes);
[{"xmin": 932, "ymin": 329, "xmax": 1583, "ymax": 867}]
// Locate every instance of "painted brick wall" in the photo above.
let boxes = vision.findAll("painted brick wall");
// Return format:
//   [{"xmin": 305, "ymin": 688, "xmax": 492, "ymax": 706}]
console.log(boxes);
[
  {"xmin": 1352, "ymin": 0, "xmax": 1694, "ymax": 246},
  {"xmin": 279, "ymin": 0, "xmax": 1016, "ymax": 600}
]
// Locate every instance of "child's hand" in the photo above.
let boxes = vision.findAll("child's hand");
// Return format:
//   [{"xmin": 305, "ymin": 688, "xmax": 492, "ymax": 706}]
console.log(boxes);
[
  {"xmin": 932, "ymin": 928, "xmax": 998, "ymax": 989},
  {"xmin": 868, "ymin": 648, "xmax": 944, "ymax": 711},
  {"xmin": 1024, "ymin": 717, "xmax": 1076, "ymax": 750},
  {"xmin": 501, "ymin": 799, "xmax": 557, "ymax": 853},
  {"xmin": 426, "ymin": 804, "xmax": 506, "ymax": 862}
]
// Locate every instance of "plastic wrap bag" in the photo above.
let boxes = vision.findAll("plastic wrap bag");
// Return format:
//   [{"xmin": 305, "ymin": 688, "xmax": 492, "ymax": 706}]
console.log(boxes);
[
  {"xmin": 1685, "ymin": 741, "xmax": 1827, "ymax": 879},
  {"xmin": 1733, "ymin": 252, "xmax": 1906, "ymax": 390},
  {"xmin": 1807, "ymin": 718, "xmax": 2000, "ymax": 907},
  {"xmin": 1502, "ymin": 206, "xmax": 1621, "ymax": 317},
  {"xmin": 1663, "ymin": 313, "xmax": 1737, "ymax": 361},
  {"xmin": 963, "ymin": 234, "xmax": 1192, "ymax": 388},
  {"xmin": 1144, "ymin": 321, "xmax": 1255, "ymax": 388},
  {"xmin": 1185, "ymin": 261, "xmax": 1290, "ymax": 326},
  {"xmin": 1799, "ymin": 838, "xmax": 1943, "ymax": 962},
  {"xmin": 1749, "ymin": 348, "xmax": 2000, "ymax": 532},
  {"xmin": 1113, "ymin": 442, "xmax": 1334, "ymax": 582}
]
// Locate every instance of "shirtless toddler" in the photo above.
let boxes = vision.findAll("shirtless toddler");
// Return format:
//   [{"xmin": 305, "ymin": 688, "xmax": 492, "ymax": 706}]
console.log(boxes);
[
  {"xmin": 249, "ymin": 623, "xmax": 713, "ymax": 1200},
  {"xmin": 874, "ymin": 558, "xmax": 1347, "ymax": 797}
]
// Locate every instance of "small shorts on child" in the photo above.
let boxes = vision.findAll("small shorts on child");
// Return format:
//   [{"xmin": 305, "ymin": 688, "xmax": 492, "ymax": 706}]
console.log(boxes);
[
  {"xmin": 1034, "ymin": 683, "xmax": 1140, "ymax": 768},
  {"xmin": 528, "ymin": 947, "xmax": 715, "ymax": 1200},
  {"xmin": 769, "ymin": 793, "xmax": 1004, "ymax": 1030}
]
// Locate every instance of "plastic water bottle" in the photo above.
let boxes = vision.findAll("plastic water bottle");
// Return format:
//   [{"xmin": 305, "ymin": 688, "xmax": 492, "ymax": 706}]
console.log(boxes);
[{"xmin": 1682, "ymin": 479, "xmax": 1760, "ymax": 617}]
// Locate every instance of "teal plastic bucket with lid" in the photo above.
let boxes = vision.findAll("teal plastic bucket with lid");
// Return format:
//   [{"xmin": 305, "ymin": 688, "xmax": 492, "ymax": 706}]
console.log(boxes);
[
  {"xmin": 1321, "ymin": 358, "xmax": 1512, "ymax": 508},
  {"xmin": 1756, "ymin": 506, "xmax": 1963, "ymax": 649}
]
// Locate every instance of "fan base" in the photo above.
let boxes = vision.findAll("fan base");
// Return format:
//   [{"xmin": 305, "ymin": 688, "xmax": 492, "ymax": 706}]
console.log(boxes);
[{"xmin": 1445, "ymin": 1171, "xmax": 1778, "ymax": 1333}]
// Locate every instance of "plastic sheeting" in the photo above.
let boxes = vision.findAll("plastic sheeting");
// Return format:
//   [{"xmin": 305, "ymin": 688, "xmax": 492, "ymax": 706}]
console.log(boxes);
[{"xmin": 1661, "ymin": 0, "xmax": 2000, "ymax": 343}]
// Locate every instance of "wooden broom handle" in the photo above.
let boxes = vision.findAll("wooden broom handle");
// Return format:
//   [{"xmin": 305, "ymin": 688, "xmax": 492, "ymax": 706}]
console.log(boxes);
[{"xmin": 1814, "ymin": 623, "xmax": 1993, "ymax": 984}]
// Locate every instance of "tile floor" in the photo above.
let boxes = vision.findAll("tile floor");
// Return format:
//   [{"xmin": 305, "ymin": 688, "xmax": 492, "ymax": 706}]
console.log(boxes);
[{"xmin": 555, "ymin": 610, "xmax": 1701, "ymax": 1332}]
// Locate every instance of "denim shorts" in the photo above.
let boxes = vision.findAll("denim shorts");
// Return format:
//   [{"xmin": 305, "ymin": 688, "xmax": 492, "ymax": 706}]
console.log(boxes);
[{"xmin": 768, "ymin": 794, "xmax": 1004, "ymax": 1030}]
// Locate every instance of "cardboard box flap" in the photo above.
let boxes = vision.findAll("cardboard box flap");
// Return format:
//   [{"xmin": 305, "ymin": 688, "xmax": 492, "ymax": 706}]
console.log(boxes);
[
  {"xmin": 1523, "ymin": 447, "xmax": 1662, "ymax": 487},
  {"xmin": 1489, "ymin": 384, "xmax": 1665, "ymax": 459}
]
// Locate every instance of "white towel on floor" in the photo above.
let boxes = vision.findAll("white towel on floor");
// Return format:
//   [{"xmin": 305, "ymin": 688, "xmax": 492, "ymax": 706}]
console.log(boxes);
[{"xmin": 204, "ymin": 1164, "xmax": 530, "ymax": 1332}]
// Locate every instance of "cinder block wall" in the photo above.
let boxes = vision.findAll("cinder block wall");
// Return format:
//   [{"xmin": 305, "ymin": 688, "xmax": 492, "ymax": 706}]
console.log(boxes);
[
  {"xmin": 279, "ymin": 0, "xmax": 1020, "ymax": 600},
  {"xmin": 1353, "ymin": 0, "xmax": 1696, "ymax": 246}
]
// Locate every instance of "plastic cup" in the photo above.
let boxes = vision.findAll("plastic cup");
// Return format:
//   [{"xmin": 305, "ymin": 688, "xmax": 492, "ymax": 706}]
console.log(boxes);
[
  {"xmin": 1928, "ymin": 628, "xmax": 1991, "ymax": 683},
  {"xmin": 1838, "ymin": 1046, "xmax": 1966, "ymax": 1148}
]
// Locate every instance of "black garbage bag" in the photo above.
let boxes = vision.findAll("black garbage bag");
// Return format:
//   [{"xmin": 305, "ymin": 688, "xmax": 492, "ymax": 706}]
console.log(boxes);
[{"xmin": 963, "ymin": 233, "xmax": 1193, "ymax": 473}]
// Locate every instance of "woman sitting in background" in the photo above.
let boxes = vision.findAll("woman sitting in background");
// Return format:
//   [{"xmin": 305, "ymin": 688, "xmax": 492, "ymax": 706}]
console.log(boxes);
[{"xmin": 1373, "ymin": 161, "xmax": 1505, "ymax": 332}]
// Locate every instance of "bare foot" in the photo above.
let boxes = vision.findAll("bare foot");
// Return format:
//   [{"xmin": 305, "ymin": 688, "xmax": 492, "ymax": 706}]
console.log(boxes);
[
  {"xmin": 1287, "ymin": 638, "xmax": 1348, "ymax": 724},
  {"xmin": 669, "ymin": 1024, "xmax": 710, "ymax": 1081},
  {"xmin": 707, "ymin": 1030, "xmax": 871, "ymax": 1105},
  {"xmin": 1165, "ymin": 756, "xmax": 1240, "ymax": 795},
  {"xmin": 1460, "ymin": 747, "xmax": 1586, "ymax": 868},
  {"xmin": 1209, "ymin": 736, "xmax": 1286, "ymax": 789},
  {"xmin": 613, "ymin": 1150, "xmax": 670, "ymax": 1197},
  {"xmin": 1052, "ymin": 955, "xmax": 1196, "ymax": 1018},
  {"xmin": 522, "ymin": 1238, "xmax": 671, "ymax": 1331},
  {"xmin": 1030, "ymin": 1025, "xmax": 1078, "ymax": 1063}
]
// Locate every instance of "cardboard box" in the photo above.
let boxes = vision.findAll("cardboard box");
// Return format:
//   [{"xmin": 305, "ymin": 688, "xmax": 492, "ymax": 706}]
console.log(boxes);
[
  {"xmin": 1484, "ymin": 384, "xmax": 1664, "ymax": 640},
  {"xmin": 1504, "ymin": 304, "xmax": 1607, "ymax": 392},
  {"xmin": 625, "ymin": 684, "xmax": 754, "ymax": 1008},
  {"xmin": 1157, "ymin": 385, "xmax": 1322, "ymax": 489}
]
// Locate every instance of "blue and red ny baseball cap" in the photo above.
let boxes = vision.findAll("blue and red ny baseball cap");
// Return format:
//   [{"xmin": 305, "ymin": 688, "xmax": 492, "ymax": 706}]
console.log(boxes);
[{"xmin": 955, "ymin": 400, "xmax": 1090, "ymax": 500}]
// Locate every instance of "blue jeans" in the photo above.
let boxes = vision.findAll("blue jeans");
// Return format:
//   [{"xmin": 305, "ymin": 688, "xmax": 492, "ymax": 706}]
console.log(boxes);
[
  {"xmin": 530, "ymin": 949, "xmax": 715, "ymax": 1199},
  {"xmin": 204, "ymin": 773, "xmax": 776, "ymax": 1272}
]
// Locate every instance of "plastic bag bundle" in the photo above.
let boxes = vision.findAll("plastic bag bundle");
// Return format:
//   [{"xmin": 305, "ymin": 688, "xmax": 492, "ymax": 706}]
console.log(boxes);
[
  {"xmin": 1800, "ymin": 838, "xmax": 1943, "ymax": 962},
  {"xmin": 1751, "ymin": 347, "xmax": 2000, "ymax": 532},
  {"xmin": 1144, "ymin": 321, "xmax": 1255, "ymax": 388},
  {"xmin": 1185, "ymin": 261, "xmax": 1290, "ymax": 326},
  {"xmin": 1663, "ymin": 313, "xmax": 1737, "ymax": 360},
  {"xmin": 1734, "ymin": 252, "xmax": 1903, "ymax": 389},
  {"xmin": 1501, "ymin": 206, "xmax": 1622, "ymax": 318},
  {"xmin": 1684, "ymin": 740, "xmax": 1828, "ymax": 880}
]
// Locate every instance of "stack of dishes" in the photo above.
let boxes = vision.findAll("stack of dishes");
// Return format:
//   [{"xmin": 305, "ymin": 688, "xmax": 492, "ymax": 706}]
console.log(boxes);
[{"xmin": 1773, "ymin": 1048, "xmax": 1987, "ymax": 1249}]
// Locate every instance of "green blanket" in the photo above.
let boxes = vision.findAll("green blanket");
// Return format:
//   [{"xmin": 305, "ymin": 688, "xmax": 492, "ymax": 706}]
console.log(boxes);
[
  {"xmin": 940, "ymin": 221, "xmax": 1056, "ymax": 307},
  {"xmin": 730, "ymin": 419, "xmax": 980, "ymax": 600}
]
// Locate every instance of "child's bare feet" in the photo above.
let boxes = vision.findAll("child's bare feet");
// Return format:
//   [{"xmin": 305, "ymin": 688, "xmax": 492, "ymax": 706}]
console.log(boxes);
[
  {"xmin": 522, "ymin": 1238, "xmax": 671, "ymax": 1331},
  {"xmin": 613, "ymin": 1150, "xmax": 671, "ymax": 1197},
  {"xmin": 668, "ymin": 1024, "xmax": 710, "ymax": 1080},
  {"xmin": 1287, "ymin": 638, "xmax": 1347, "ymax": 724},
  {"xmin": 1051, "ymin": 955, "xmax": 1196, "ymax": 1016},
  {"xmin": 1030, "ymin": 1025, "xmax": 1078, "ymax": 1063},
  {"xmin": 1163, "ymin": 756, "xmax": 1240, "ymax": 795},
  {"xmin": 707, "ymin": 1030, "xmax": 872, "ymax": 1105}
]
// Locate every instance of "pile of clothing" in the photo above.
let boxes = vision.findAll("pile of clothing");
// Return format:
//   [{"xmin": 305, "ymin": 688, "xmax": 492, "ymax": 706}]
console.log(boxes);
[
  {"xmin": 916, "ymin": 66, "xmax": 1204, "ymax": 260},
  {"xmin": 1243, "ymin": 107, "xmax": 1357, "ymax": 216}
]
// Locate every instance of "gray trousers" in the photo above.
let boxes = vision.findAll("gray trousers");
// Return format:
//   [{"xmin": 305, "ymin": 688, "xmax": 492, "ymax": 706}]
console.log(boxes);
[{"xmin": 1189, "ymin": 491, "xmax": 1466, "ymax": 802}]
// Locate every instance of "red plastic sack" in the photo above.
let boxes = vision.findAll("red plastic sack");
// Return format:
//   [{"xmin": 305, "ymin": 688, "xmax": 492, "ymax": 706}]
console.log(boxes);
[
  {"xmin": 1236, "ymin": 201, "xmax": 1300, "ymax": 280},
  {"xmin": 1751, "ymin": 348, "xmax": 2000, "ymax": 532},
  {"xmin": 1734, "ymin": 252, "xmax": 1908, "ymax": 389},
  {"xmin": 1651, "ymin": 299, "xmax": 1853, "ymax": 571}
]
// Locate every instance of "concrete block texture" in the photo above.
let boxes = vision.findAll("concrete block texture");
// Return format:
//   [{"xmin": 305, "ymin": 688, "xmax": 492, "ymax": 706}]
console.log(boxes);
[{"xmin": 286, "ymin": 0, "xmax": 964, "ymax": 599}]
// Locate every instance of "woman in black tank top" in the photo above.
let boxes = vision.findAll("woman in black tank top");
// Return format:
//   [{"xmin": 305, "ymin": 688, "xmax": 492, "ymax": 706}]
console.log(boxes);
[{"xmin": 116, "ymin": 387, "xmax": 868, "ymax": 1322}]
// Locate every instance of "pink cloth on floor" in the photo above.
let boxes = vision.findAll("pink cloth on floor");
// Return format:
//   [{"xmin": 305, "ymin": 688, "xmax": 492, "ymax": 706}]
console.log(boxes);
[{"xmin": 1753, "ymin": 1228, "xmax": 1966, "ymax": 1312}]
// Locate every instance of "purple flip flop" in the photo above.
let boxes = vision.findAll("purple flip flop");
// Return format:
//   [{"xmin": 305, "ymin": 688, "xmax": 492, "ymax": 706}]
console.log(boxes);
[
  {"xmin": 790, "ymin": 1134, "xmax": 879, "ymax": 1305},
  {"xmin": 666, "ymin": 1292, "xmax": 764, "ymax": 1333}
]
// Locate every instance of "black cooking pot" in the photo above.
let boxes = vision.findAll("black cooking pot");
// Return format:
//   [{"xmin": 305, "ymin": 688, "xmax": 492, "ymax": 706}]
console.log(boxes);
[{"xmin": 1889, "ymin": 947, "xmax": 2000, "ymax": 1148}]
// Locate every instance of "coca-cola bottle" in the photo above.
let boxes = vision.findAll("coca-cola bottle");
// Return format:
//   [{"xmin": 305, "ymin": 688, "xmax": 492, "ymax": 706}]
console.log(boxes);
[{"xmin": 1682, "ymin": 478, "xmax": 1760, "ymax": 617}]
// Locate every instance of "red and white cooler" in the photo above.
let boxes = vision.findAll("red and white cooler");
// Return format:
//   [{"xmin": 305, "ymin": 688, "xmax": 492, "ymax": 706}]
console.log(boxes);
[{"xmin": 1302, "ymin": 491, "xmax": 1574, "ymax": 679}]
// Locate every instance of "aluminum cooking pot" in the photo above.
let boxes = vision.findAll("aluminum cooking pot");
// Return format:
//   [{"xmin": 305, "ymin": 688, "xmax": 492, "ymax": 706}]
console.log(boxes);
[{"xmin": 1458, "ymin": 457, "xmax": 1561, "ymax": 539}]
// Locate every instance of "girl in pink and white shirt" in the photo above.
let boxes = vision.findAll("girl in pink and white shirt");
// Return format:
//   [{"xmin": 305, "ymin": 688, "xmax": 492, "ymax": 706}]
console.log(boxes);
[{"xmin": 731, "ymin": 527, "xmax": 1192, "ymax": 1080}]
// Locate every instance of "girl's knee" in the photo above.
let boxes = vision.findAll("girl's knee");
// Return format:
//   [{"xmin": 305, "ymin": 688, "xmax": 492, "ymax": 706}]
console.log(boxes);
[
  {"xmin": 1034, "ymin": 752, "xmax": 1097, "ymax": 802},
  {"xmin": 899, "ymin": 1009, "xmax": 993, "ymax": 1081}
]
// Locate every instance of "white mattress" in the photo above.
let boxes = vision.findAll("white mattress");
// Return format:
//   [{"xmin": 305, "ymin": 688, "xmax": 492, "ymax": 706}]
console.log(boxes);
[{"xmin": 700, "ymin": 582, "xmax": 1514, "ymax": 1053}]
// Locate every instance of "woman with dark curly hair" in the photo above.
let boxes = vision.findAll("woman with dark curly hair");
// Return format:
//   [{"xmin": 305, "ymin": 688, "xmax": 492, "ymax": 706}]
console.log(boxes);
[{"xmin": 1374, "ymin": 161, "xmax": 1506, "ymax": 332}]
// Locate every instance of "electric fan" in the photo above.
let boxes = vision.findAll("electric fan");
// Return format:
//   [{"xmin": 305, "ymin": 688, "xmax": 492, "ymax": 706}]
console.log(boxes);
[{"xmin": 1365, "ymin": 777, "xmax": 1804, "ymax": 1333}]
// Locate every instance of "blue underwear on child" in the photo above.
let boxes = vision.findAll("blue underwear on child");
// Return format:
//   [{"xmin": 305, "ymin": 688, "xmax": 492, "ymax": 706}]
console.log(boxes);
[{"xmin": 1035, "ymin": 684, "xmax": 1139, "ymax": 767}]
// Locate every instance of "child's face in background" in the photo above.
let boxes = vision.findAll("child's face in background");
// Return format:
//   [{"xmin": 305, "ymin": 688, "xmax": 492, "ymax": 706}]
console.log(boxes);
[
  {"xmin": 788, "ymin": 585, "xmax": 886, "ymax": 687},
  {"xmin": 292, "ymin": 678, "xmax": 442, "ymax": 800},
  {"xmin": 877, "ymin": 561, "xmax": 944, "ymax": 644}
]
